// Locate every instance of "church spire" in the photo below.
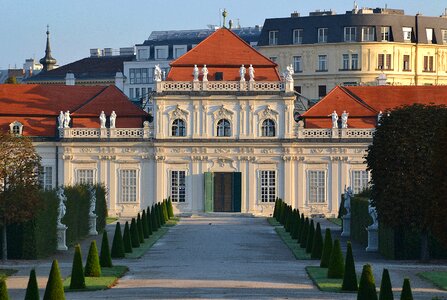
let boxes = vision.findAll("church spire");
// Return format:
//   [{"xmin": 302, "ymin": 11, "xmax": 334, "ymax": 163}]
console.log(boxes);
[{"xmin": 39, "ymin": 25, "xmax": 57, "ymax": 71}]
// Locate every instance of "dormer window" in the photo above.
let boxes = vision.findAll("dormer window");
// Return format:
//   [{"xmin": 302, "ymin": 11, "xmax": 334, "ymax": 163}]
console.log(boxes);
[{"xmin": 9, "ymin": 121, "xmax": 23, "ymax": 136}]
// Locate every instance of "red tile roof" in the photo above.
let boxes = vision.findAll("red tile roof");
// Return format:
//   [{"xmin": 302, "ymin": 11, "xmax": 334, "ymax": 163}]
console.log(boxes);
[
  {"xmin": 167, "ymin": 28, "xmax": 280, "ymax": 81},
  {"xmin": 0, "ymin": 84, "xmax": 148, "ymax": 136},
  {"xmin": 303, "ymin": 86, "xmax": 447, "ymax": 128}
]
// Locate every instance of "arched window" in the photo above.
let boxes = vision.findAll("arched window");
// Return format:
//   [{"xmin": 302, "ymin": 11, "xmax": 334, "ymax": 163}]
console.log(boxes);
[
  {"xmin": 261, "ymin": 119, "xmax": 276, "ymax": 137},
  {"xmin": 171, "ymin": 119, "xmax": 186, "ymax": 136},
  {"xmin": 217, "ymin": 119, "xmax": 231, "ymax": 137}
]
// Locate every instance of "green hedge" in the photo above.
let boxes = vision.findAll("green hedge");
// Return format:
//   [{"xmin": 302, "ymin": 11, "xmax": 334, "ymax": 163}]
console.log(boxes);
[
  {"xmin": 94, "ymin": 184, "xmax": 108, "ymax": 233},
  {"xmin": 350, "ymin": 196, "xmax": 371, "ymax": 247}
]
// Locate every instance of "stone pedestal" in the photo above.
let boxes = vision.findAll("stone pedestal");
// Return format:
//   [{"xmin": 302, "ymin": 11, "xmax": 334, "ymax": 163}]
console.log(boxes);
[
  {"xmin": 366, "ymin": 225, "xmax": 379, "ymax": 252},
  {"xmin": 341, "ymin": 214, "xmax": 351, "ymax": 237},
  {"xmin": 89, "ymin": 214, "xmax": 98, "ymax": 235},
  {"xmin": 57, "ymin": 224, "xmax": 68, "ymax": 251}
]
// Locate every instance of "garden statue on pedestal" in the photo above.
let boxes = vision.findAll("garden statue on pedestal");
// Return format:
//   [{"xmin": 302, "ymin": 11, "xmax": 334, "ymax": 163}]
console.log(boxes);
[
  {"xmin": 341, "ymin": 186, "xmax": 352, "ymax": 237},
  {"xmin": 88, "ymin": 186, "xmax": 98, "ymax": 235},
  {"xmin": 366, "ymin": 199, "xmax": 379, "ymax": 252},
  {"xmin": 56, "ymin": 187, "xmax": 68, "ymax": 250}
]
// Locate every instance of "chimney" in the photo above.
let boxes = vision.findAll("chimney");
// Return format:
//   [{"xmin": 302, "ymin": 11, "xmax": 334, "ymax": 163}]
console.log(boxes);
[
  {"xmin": 115, "ymin": 72, "xmax": 124, "ymax": 91},
  {"xmin": 65, "ymin": 72, "xmax": 75, "ymax": 85}
]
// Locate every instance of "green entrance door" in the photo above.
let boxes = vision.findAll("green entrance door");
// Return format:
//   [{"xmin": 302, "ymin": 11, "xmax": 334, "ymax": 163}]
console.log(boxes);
[{"xmin": 204, "ymin": 172, "xmax": 241, "ymax": 212}]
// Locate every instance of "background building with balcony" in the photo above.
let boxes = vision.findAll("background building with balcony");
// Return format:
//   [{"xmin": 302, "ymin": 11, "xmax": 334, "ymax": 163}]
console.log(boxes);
[{"xmin": 257, "ymin": 6, "xmax": 447, "ymax": 104}]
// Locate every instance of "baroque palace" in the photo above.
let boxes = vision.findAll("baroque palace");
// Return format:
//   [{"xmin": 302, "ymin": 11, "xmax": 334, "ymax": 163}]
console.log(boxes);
[{"xmin": 2, "ymin": 28, "xmax": 447, "ymax": 217}]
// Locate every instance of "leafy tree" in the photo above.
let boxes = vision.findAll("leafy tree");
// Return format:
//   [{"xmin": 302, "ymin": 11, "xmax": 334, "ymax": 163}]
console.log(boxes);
[
  {"xmin": 69, "ymin": 245, "xmax": 85, "ymax": 289},
  {"xmin": 342, "ymin": 242, "xmax": 358, "ymax": 291},
  {"xmin": 111, "ymin": 222, "xmax": 125, "ymax": 258},
  {"xmin": 84, "ymin": 240, "xmax": 101, "ymax": 277},
  {"xmin": 367, "ymin": 104, "xmax": 447, "ymax": 261},
  {"xmin": 0, "ymin": 132, "xmax": 42, "ymax": 260},
  {"xmin": 379, "ymin": 268, "xmax": 394, "ymax": 300},
  {"xmin": 400, "ymin": 278, "xmax": 413, "ymax": 300},
  {"xmin": 311, "ymin": 222, "xmax": 323, "ymax": 259},
  {"xmin": 327, "ymin": 239, "xmax": 344, "ymax": 279},
  {"xmin": 320, "ymin": 228, "xmax": 332, "ymax": 267},
  {"xmin": 43, "ymin": 260, "xmax": 65, "ymax": 300},
  {"xmin": 4, "ymin": 76, "xmax": 17, "ymax": 84},
  {"xmin": 357, "ymin": 264, "xmax": 377, "ymax": 300},
  {"xmin": 100, "ymin": 231, "xmax": 113, "ymax": 268},
  {"xmin": 122, "ymin": 221, "xmax": 132, "ymax": 253},
  {"xmin": 0, "ymin": 279, "xmax": 9, "ymax": 300},
  {"xmin": 25, "ymin": 269, "xmax": 39, "ymax": 300}
]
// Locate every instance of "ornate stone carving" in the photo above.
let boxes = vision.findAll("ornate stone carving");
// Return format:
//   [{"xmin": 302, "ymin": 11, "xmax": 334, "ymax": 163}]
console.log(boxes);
[
  {"xmin": 171, "ymin": 148, "xmax": 181, "ymax": 153},
  {"xmin": 215, "ymin": 148, "xmax": 231, "ymax": 154},
  {"xmin": 191, "ymin": 155, "xmax": 208, "ymax": 161},
  {"xmin": 214, "ymin": 105, "xmax": 234, "ymax": 120},
  {"xmin": 258, "ymin": 105, "xmax": 279, "ymax": 121},
  {"xmin": 238, "ymin": 156, "xmax": 256, "ymax": 162},
  {"xmin": 261, "ymin": 148, "xmax": 273, "ymax": 154},
  {"xmin": 170, "ymin": 105, "xmax": 189, "ymax": 120},
  {"xmin": 310, "ymin": 148, "xmax": 324, "ymax": 154},
  {"xmin": 155, "ymin": 155, "xmax": 166, "ymax": 162}
]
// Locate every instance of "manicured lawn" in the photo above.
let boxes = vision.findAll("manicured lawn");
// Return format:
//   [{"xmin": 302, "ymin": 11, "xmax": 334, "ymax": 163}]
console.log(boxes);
[
  {"xmin": 267, "ymin": 218, "xmax": 310, "ymax": 260},
  {"xmin": 125, "ymin": 217, "xmax": 179, "ymax": 259},
  {"xmin": 327, "ymin": 218, "xmax": 342, "ymax": 226},
  {"xmin": 306, "ymin": 266, "xmax": 343, "ymax": 292},
  {"xmin": 106, "ymin": 217, "xmax": 119, "ymax": 224},
  {"xmin": 0, "ymin": 269, "xmax": 17, "ymax": 280},
  {"xmin": 64, "ymin": 265, "xmax": 128, "ymax": 292},
  {"xmin": 418, "ymin": 271, "xmax": 447, "ymax": 290}
]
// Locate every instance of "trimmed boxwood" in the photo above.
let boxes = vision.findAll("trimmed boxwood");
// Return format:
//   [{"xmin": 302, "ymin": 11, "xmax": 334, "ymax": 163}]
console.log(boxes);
[
  {"xmin": 141, "ymin": 210, "xmax": 149, "ymax": 238},
  {"xmin": 151, "ymin": 206, "xmax": 159, "ymax": 231},
  {"xmin": 357, "ymin": 264, "xmax": 378, "ymax": 300},
  {"xmin": 43, "ymin": 260, "xmax": 65, "ymax": 300},
  {"xmin": 136, "ymin": 214, "xmax": 144, "ymax": 243},
  {"xmin": 300, "ymin": 217, "xmax": 309, "ymax": 248},
  {"xmin": 167, "ymin": 198, "xmax": 174, "ymax": 219},
  {"xmin": 379, "ymin": 268, "xmax": 393, "ymax": 300},
  {"xmin": 84, "ymin": 241, "xmax": 101, "ymax": 277},
  {"xmin": 100, "ymin": 231, "xmax": 113, "ymax": 268},
  {"xmin": 111, "ymin": 222, "xmax": 125, "ymax": 258},
  {"xmin": 306, "ymin": 220, "xmax": 315, "ymax": 254},
  {"xmin": 0, "ymin": 279, "xmax": 8, "ymax": 300},
  {"xmin": 311, "ymin": 222, "xmax": 323, "ymax": 260},
  {"xmin": 70, "ymin": 245, "xmax": 85, "ymax": 290},
  {"xmin": 328, "ymin": 239, "xmax": 344, "ymax": 279},
  {"xmin": 400, "ymin": 278, "xmax": 413, "ymax": 300},
  {"xmin": 25, "ymin": 269, "xmax": 39, "ymax": 300},
  {"xmin": 122, "ymin": 221, "xmax": 132, "ymax": 253},
  {"xmin": 351, "ymin": 196, "xmax": 371, "ymax": 247},
  {"xmin": 342, "ymin": 241, "xmax": 358, "ymax": 291},
  {"xmin": 146, "ymin": 207, "xmax": 153, "ymax": 235},
  {"xmin": 320, "ymin": 228, "xmax": 333, "ymax": 268},
  {"xmin": 162, "ymin": 200, "xmax": 169, "ymax": 221},
  {"xmin": 130, "ymin": 218, "xmax": 140, "ymax": 248}
]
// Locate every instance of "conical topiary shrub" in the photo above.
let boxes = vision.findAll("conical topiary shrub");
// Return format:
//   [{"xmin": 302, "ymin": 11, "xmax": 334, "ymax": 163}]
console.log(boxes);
[
  {"xmin": 400, "ymin": 278, "xmax": 413, "ymax": 300},
  {"xmin": 291, "ymin": 210, "xmax": 299, "ymax": 239},
  {"xmin": 300, "ymin": 217, "xmax": 309, "ymax": 248},
  {"xmin": 130, "ymin": 218, "xmax": 140, "ymax": 248},
  {"xmin": 25, "ymin": 269, "xmax": 39, "ymax": 300},
  {"xmin": 379, "ymin": 268, "xmax": 394, "ymax": 300},
  {"xmin": 123, "ymin": 221, "xmax": 133, "ymax": 253},
  {"xmin": 43, "ymin": 260, "xmax": 65, "ymax": 300},
  {"xmin": 162, "ymin": 200, "xmax": 169, "ymax": 222},
  {"xmin": 285, "ymin": 206, "xmax": 292, "ymax": 232},
  {"xmin": 167, "ymin": 198, "xmax": 174, "ymax": 219},
  {"xmin": 342, "ymin": 241, "xmax": 358, "ymax": 291},
  {"xmin": 84, "ymin": 240, "xmax": 101, "ymax": 277},
  {"xmin": 357, "ymin": 264, "xmax": 378, "ymax": 300},
  {"xmin": 311, "ymin": 222, "xmax": 323, "ymax": 259},
  {"xmin": 327, "ymin": 239, "xmax": 344, "ymax": 278},
  {"xmin": 279, "ymin": 201, "xmax": 286, "ymax": 225},
  {"xmin": 100, "ymin": 231, "xmax": 113, "ymax": 268},
  {"xmin": 146, "ymin": 207, "xmax": 153, "ymax": 235},
  {"xmin": 306, "ymin": 219, "xmax": 315, "ymax": 253},
  {"xmin": 111, "ymin": 222, "xmax": 125, "ymax": 258},
  {"xmin": 320, "ymin": 228, "xmax": 333, "ymax": 268},
  {"xmin": 69, "ymin": 244, "xmax": 86, "ymax": 290},
  {"xmin": 151, "ymin": 205, "xmax": 159, "ymax": 231},
  {"xmin": 158, "ymin": 203, "xmax": 165, "ymax": 225},
  {"xmin": 297, "ymin": 213, "xmax": 304, "ymax": 240},
  {"xmin": 141, "ymin": 210, "xmax": 149, "ymax": 238},
  {"xmin": 0, "ymin": 280, "xmax": 9, "ymax": 300},
  {"xmin": 136, "ymin": 214, "xmax": 144, "ymax": 243},
  {"xmin": 273, "ymin": 199, "xmax": 278, "ymax": 220}
]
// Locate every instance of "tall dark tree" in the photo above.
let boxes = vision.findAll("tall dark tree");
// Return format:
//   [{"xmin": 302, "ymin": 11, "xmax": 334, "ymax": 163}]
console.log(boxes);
[
  {"xmin": 366, "ymin": 104, "xmax": 447, "ymax": 261},
  {"xmin": 0, "ymin": 133, "xmax": 42, "ymax": 261}
]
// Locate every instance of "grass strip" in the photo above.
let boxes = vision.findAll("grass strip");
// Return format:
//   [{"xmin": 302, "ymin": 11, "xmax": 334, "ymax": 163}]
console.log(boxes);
[
  {"xmin": 64, "ymin": 265, "xmax": 128, "ymax": 292},
  {"xmin": 418, "ymin": 271, "xmax": 447, "ymax": 290},
  {"xmin": 306, "ymin": 266, "xmax": 343, "ymax": 292},
  {"xmin": 125, "ymin": 218, "xmax": 179, "ymax": 259},
  {"xmin": 106, "ymin": 217, "xmax": 119, "ymax": 224},
  {"xmin": 267, "ymin": 217, "xmax": 282, "ymax": 227},
  {"xmin": 267, "ymin": 218, "xmax": 310, "ymax": 260},
  {"xmin": 326, "ymin": 218, "xmax": 342, "ymax": 226}
]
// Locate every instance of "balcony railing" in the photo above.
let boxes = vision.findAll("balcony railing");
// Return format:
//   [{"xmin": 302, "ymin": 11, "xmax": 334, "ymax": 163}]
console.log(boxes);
[
  {"xmin": 60, "ymin": 127, "xmax": 151, "ymax": 139},
  {"xmin": 296, "ymin": 127, "xmax": 374, "ymax": 139},
  {"xmin": 156, "ymin": 80, "xmax": 288, "ymax": 93}
]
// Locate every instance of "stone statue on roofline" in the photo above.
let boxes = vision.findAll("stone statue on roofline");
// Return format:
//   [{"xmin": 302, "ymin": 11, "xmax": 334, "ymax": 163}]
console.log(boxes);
[
  {"xmin": 192, "ymin": 65, "xmax": 199, "ymax": 81},
  {"xmin": 110, "ymin": 111, "xmax": 117, "ymax": 128},
  {"xmin": 63, "ymin": 111, "xmax": 71, "ymax": 128},
  {"xmin": 248, "ymin": 64, "xmax": 255, "ymax": 81},
  {"xmin": 329, "ymin": 110, "xmax": 338, "ymax": 128},
  {"xmin": 99, "ymin": 111, "xmax": 106, "ymax": 128},
  {"xmin": 58, "ymin": 111, "xmax": 64, "ymax": 129},
  {"xmin": 286, "ymin": 64, "xmax": 294, "ymax": 82},
  {"xmin": 341, "ymin": 110, "xmax": 349, "ymax": 128},
  {"xmin": 239, "ymin": 64, "xmax": 246, "ymax": 82},
  {"xmin": 201, "ymin": 65, "xmax": 208, "ymax": 81},
  {"xmin": 154, "ymin": 65, "xmax": 162, "ymax": 82}
]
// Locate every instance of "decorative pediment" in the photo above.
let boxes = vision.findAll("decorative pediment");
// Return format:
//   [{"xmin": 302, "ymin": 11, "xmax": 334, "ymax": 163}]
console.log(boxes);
[
  {"xmin": 169, "ymin": 105, "xmax": 189, "ymax": 120},
  {"xmin": 258, "ymin": 105, "xmax": 279, "ymax": 120},
  {"xmin": 214, "ymin": 105, "xmax": 234, "ymax": 120}
]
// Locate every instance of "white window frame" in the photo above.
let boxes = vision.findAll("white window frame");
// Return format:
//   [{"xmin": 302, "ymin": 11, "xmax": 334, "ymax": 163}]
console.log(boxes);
[
  {"xmin": 173, "ymin": 45, "xmax": 187, "ymax": 59},
  {"xmin": 9, "ymin": 121, "xmax": 23, "ymax": 136},
  {"xmin": 170, "ymin": 170, "xmax": 186, "ymax": 203},
  {"xmin": 381, "ymin": 26, "xmax": 390, "ymax": 41},
  {"xmin": 269, "ymin": 56, "xmax": 277, "ymax": 63},
  {"xmin": 259, "ymin": 170, "xmax": 277, "ymax": 203},
  {"xmin": 318, "ymin": 28, "xmax": 328, "ymax": 43},
  {"xmin": 39, "ymin": 166, "xmax": 54, "ymax": 190},
  {"xmin": 155, "ymin": 45, "xmax": 169, "ymax": 60},
  {"xmin": 342, "ymin": 54, "xmax": 350, "ymax": 70},
  {"xmin": 307, "ymin": 170, "xmax": 326, "ymax": 204},
  {"xmin": 351, "ymin": 170, "xmax": 369, "ymax": 194},
  {"xmin": 76, "ymin": 169, "xmax": 96, "ymax": 185},
  {"xmin": 118, "ymin": 169, "xmax": 139, "ymax": 203},
  {"xmin": 344, "ymin": 27, "xmax": 356, "ymax": 42},
  {"xmin": 136, "ymin": 46, "xmax": 150, "ymax": 60},
  {"xmin": 318, "ymin": 55, "xmax": 328, "ymax": 71},
  {"xmin": 293, "ymin": 55, "xmax": 302, "ymax": 72},
  {"xmin": 351, "ymin": 53, "xmax": 359, "ymax": 70},
  {"xmin": 442, "ymin": 30, "xmax": 447, "ymax": 44},
  {"xmin": 403, "ymin": 27, "xmax": 412, "ymax": 42},
  {"xmin": 362, "ymin": 27, "xmax": 375, "ymax": 42},
  {"xmin": 293, "ymin": 29, "xmax": 303, "ymax": 44},
  {"xmin": 269, "ymin": 30, "xmax": 278, "ymax": 45},
  {"xmin": 426, "ymin": 28, "xmax": 434, "ymax": 44}
]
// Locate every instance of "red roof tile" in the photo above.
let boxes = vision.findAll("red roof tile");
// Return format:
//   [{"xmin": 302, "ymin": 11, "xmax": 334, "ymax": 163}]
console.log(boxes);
[{"xmin": 167, "ymin": 28, "xmax": 280, "ymax": 81}]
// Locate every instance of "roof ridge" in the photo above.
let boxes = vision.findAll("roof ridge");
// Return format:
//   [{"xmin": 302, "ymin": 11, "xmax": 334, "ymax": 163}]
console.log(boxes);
[
  {"xmin": 71, "ymin": 85, "xmax": 109, "ymax": 114},
  {"xmin": 339, "ymin": 86, "xmax": 378, "ymax": 113}
]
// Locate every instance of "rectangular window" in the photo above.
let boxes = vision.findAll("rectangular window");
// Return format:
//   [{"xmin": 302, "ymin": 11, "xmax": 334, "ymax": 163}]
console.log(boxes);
[
  {"xmin": 426, "ymin": 28, "xmax": 434, "ymax": 44},
  {"xmin": 129, "ymin": 88, "xmax": 134, "ymax": 99},
  {"xmin": 318, "ymin": 85, "xmax": 327, "ymax": 98},
  {"xmin": 293, "ymin": 29, "xmax": 303, "ymax": 44},
  {"xmin": 308, "ymin": 170, "xmax": 325, "ymax": 203},
  {"xmin": 260, "ymin": 171, "xmax": 276, "ymax": 203},
  {"xmin": 318, "ymin": 28, "xmax": 328, "ymax": 43},
  {"xmin": 386, "ymin": 54, "xmax": 392, "ymax": 70},
  {"xmin": 155, "ymin": 47, "xmax": 168, "ymax": 59},
  {"xmin": 171, "ymin": 171, "xmax": 186, "ymax": 202},
  {"xmin": 173, "ymin": 46, "xmax": 187, "ymax": 58},
  {"xmin": 344, "ymin": 27, "xmax": 356, "ymax": 42},
  {"xmin": 135, "ymin": 88, "xmax": 140, "ymax": 99},
  {"xmin": 318, "ymin": 55, "xmax": 327, "ymax": 71},
  {"xmin": 381, "ymin": 26, "xmax": 391, "ymax": 41},
  {"xmin": 378, "ymin": 54, "xmax": 392, "ymax": 70},
  {"xmin": 77, "ymin": 169, "xmax": 94, "ymax": 184},
  {"xmin": 293, "ymin": 56, "xmax": 302, "ymax": 72},
  {"xmin": 423, "ymin": 56, "xmax": 434, "ymax": 72},
  {"xmin": 129, "ymin": 68, "xmax": 150, "ymax": 84},
  {"xmin": 403, "ymin": 27, "xmax": 412, "ymax": 42},
  {"xmin": 342, "ymin": 54, "xmax": 350, "ymax": 70},
  {"xmin": 120, "ymin": 170, "xmax": 137, "ymax": 203},
  {"xmin": 351, "ymin": 54, "xmax": 359, "ymax": 70},
  {"xmin": 403, "ymin": 55, "xmax": 410, "ymax": 71},
  {"xmin": 269, "ymin": 56, "xmax": 277, "ymax": 63},
  {"xmin": 39, "ymin": 166, "xmax": 53, "ymax": 190},
  {"xmin": 442, "ymin": 30, "xmax": 447, "ymax": 44},
  {"xmin": 269, "ymin": 31, "xmax": 278, "ymax": 45},
  {"xmin": 137, "ymin": 49, "xmax": 149, "ymax": 60},
  {"xmin": 362, "ymin": 27, "xmax": 375, "ymax": 41},
  {"xmin": 351, "ymin": 170, "xmax": 369, "ymax": 194}
]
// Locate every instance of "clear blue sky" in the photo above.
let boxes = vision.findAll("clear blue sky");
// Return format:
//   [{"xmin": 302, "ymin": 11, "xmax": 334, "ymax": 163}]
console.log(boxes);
[{"xmin": 1, "ymin": 0, "xmax": 446, "ymax": 70}]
